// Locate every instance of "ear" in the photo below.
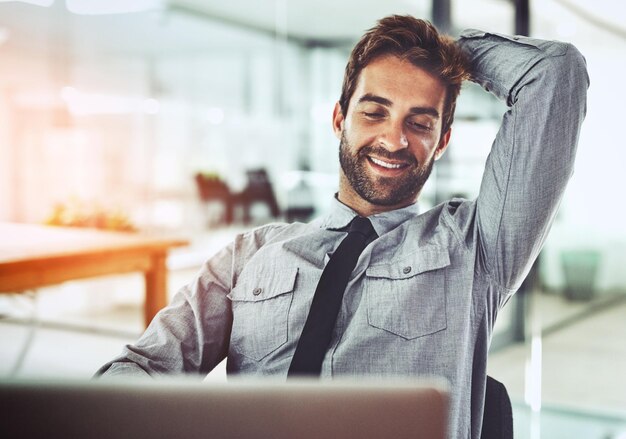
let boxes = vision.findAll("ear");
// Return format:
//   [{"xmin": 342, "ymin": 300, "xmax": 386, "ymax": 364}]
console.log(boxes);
[
  {"xmin": 434, "ymin": 128, "xmax": 452, "ymax": 161},
  {"xmin": 332, "ymin": 102, "xmax": 344, "ymax": 140}
]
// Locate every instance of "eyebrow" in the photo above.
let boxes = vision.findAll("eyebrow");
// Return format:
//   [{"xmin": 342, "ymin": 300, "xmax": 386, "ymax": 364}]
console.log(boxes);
[{"xmin": 357, "ymin": 93, "xmax": 440, "ymax": 119}]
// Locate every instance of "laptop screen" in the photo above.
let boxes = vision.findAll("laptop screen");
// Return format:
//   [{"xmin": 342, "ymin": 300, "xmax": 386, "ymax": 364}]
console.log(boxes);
[{"xmin": 0, "ymin": 378, "xmax": 448, "ymax": 439}]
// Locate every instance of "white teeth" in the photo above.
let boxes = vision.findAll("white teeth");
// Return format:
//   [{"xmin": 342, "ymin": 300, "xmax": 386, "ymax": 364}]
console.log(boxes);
[{"xmin": 370, "ymin": 157, "xmax": 404, "ymax": 169}]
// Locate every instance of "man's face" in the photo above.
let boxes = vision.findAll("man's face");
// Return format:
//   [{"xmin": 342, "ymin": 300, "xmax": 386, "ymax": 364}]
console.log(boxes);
[{"xmin": 333, "ymin": 55, "xmax": 451, "ymax": 216}]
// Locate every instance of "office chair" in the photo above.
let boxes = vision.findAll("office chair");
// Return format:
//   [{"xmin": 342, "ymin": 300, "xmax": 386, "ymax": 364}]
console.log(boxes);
[
  {"xmin": 481, "ymin": 376, "xmax": 513, "ymax": 439},
  {"xmin": 195, "ymin": 173, "xmax": 235, "ymax": 225},
  {"xmin": 239, "ymin": 169, "xmax": 281, "ymax": 224}
]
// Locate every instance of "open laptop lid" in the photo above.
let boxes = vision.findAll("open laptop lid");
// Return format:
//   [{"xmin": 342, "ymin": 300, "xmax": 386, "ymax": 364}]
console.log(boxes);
[{"xmin": 0, "ymin": 378, "xmax": 448, "ymax": 439}]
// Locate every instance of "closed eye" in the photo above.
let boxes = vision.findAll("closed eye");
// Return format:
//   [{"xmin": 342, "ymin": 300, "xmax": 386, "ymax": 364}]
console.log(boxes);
[
  {"xmin": 407, "ymin": 120, "xmax": 432, "ymax": 131},
  {"xmin": 364, "ymin": 112, "xmax": 385, "ymax": 119}
]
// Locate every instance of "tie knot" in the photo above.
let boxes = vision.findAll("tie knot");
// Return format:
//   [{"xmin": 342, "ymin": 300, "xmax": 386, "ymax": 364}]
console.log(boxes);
[{"xmin": 348, "ymin": 216, "xmax": 376, "ymax": 238}]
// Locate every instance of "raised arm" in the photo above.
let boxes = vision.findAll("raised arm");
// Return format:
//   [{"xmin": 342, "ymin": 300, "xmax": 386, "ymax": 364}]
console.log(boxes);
[{"xmin": 458, "ymin": 30, "xmax": 589, "ymax": 293}]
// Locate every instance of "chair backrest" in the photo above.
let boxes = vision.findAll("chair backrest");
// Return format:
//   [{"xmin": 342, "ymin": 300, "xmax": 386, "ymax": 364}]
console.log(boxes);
[
  {"xmin": 481, "ymin": 375, "xmax": 514, "ymax": 439},
  {"xmin": 240, "ymin": 168, "xmax": 280, "ymax": 218}
]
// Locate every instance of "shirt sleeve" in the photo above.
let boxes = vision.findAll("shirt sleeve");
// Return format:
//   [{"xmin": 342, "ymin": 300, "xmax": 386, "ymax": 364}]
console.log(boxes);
[
  {"xmin": 457, "ymin": 30, "xmax": 589, "ymax": 294},
  {"xmin": 95, "ymin": 242, "xmax": 235, "ymax": 378}
]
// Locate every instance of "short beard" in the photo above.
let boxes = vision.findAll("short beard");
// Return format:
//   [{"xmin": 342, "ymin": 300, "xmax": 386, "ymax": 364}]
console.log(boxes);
[{"xmin": 338, "ymin": 132, "xmax": 435, "ymax": 207}]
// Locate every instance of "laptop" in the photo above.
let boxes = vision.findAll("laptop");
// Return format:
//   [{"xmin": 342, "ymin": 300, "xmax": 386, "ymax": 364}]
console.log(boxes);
[{"xmin": 0, "ymin": 377, "xmax": 448, "ymax": 439}]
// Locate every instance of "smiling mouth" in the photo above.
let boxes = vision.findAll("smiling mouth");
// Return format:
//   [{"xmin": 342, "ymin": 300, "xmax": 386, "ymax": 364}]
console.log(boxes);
[{"xmin": 367, "ymin": 156, "xmax": 410, "ymax": 170}]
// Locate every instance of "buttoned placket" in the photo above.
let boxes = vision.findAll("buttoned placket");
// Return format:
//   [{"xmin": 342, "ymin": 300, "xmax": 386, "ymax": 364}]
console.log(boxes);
[{"xmin": 324, "ymin": 241, "xmax": 376, "ymax": 377}]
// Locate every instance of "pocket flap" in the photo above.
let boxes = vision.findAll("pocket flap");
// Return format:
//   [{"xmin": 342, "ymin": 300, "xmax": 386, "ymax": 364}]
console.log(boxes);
[
  {"xmin": 366, "ymin": 246, "xmax": 450, "ymax": 279},
  {"xmin": 228, "ymin": 266, "xmax": 298, "ymax": 302}
]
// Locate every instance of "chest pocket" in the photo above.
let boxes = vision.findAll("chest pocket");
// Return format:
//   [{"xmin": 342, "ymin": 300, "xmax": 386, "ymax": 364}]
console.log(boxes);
[
  {"xmin": 227, "ymin": 266, "xmax": 298, "ymax": 361},
  {"xmin": 365, "ymin": 246, "xmax": 450, "ymax": 339}
]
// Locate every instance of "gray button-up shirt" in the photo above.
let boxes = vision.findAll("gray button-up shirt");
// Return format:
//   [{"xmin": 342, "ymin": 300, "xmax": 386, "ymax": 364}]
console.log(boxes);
[{"xmin": 98, "ymin": 30, "xmax": 589, "ymax": 439}]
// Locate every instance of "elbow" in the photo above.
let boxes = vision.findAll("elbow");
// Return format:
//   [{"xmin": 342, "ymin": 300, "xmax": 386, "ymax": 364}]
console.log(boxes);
[
  {"xmin": 565, "ymin": 44, "xmax": 590, "ymax": 117},
  {"xmin": 563, "ymin": 43, "xmax": 590, "ymax": 89},
  {"xmin": 553, "ymin": 43, "xmax": 590, "ymax": 94},
  {"xmin": 540, "ymin": 43, "xmax": 589, "ymax": 117}
]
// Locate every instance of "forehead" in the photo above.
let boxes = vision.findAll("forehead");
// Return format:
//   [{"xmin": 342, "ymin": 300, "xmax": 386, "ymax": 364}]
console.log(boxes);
[{"xmin": 350, "ymin": 55, "xmax": 447, "ymax": 113}]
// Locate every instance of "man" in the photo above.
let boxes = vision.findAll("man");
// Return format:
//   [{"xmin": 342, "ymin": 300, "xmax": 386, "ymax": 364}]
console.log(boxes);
[{"xmin": 97, "ymin": 15, "xmax": 588, "ymax": 438}]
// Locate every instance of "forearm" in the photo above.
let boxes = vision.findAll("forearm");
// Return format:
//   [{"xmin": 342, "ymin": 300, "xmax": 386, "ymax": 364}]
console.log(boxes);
[
  {"xmin": 458, "ymin": 30, "xmax": 589, "ymax": 291},
  {"xmin": 96, "ymin": 360, "xmax": 152, "ymax": 378},
  {"xmin": 458, "ymin": 30, "xmax": 588, "ymax": 106},
  {"xmin": 96, "ymin": 247, "xmax": 235, "ymax": 378},
  {"xmin": 96, "ymin": 286, "xmax": 231, "ymax": 378}
]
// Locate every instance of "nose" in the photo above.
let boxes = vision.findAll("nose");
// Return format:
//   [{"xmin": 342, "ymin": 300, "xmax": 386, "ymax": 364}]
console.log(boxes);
[{"xmin": 377, "ymin": 119, "xmax": 409, "ymax": 152}]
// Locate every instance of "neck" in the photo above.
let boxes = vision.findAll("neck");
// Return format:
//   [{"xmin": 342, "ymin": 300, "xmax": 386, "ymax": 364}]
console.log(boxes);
[{"xmin": 337, "ymin": 175, "xmax": 418, "ymax": 217}]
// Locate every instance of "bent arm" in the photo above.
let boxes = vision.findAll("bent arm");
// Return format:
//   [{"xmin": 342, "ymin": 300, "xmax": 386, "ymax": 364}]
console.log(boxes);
[
  {"xmin": 458, "ymin": 30, "xmax": 589, "ymax": 294},
  {"xmin": 95, "ymin": 244, "xmax": 235, "ymax": 378}
]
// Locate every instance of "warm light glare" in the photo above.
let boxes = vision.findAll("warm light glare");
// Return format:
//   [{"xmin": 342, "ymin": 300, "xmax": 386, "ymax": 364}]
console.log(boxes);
[
  {"xmin": 12, "ymin": 87, "xmax": 159, "ymax": 115},
  {"xmin": 14, "ymin": 90, "xmax": 61, "ymax": 109},
  {"xmin": 60, "ymin": 85, "xmax": 78, "ymax": 101},
  {"xmin": 0, "ymin": 27, "xmax": 10, "ymax": 46},
  {"xmin": 61, "ymin": 88, "xmax": 159, "ymax": 115}
]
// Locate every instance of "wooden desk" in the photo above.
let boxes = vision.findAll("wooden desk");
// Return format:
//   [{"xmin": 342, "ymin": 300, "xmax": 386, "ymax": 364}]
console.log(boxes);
[{"xmin": 0, "ymin": 223, "xmax": 188, "ymax": 328}]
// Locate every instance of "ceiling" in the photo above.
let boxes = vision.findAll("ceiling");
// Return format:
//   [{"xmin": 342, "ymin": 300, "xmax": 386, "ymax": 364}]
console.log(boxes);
[
  {"xmin": 172, "ymin": 0, "xmax": 432, "ymax": 42},
  {"xmin": 0, "ymin": 0, "xmax": 623, "ymax": 60},
  {"xmin": 0, "ymin": 0, "xmax": 433, "ymax": 58}
]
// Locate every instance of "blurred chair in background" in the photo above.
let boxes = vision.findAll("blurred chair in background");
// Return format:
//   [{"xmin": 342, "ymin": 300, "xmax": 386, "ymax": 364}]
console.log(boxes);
[
  {"xmin": 195, "ymin": 169, "xmax": 282, "ymax": 226},
  {"xmin": 238, "ymin": 169, "xmax": 281, "ymax": 225},
  {"xmin": 195, "ymin": 172, "xmax": 235, "ymax": 225},
  {"xmin": 285, "ymin": 178, "xmax": 316, "ymax": 223}
]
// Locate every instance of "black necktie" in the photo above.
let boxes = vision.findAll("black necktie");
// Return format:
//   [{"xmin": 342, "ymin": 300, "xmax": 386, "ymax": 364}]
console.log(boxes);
[{"xmin": 288, "ymin": 216, "xmax": 377, "ymax": 376}]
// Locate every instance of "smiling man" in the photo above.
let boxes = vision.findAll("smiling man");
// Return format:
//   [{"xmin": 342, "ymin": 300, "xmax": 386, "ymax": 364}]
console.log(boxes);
[
  {"xmin": 97, "ymin": 15, "xmax": 589, "ymax": 439},
  {"xmin": 336, "ymin": 55, "xmax": 451, "ymax": 214}
]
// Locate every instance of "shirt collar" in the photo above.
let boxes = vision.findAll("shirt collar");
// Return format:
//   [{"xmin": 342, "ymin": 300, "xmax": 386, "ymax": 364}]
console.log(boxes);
[{"xmin": 318, "ymin": 194, "xmax": 420, "ymax": 237}]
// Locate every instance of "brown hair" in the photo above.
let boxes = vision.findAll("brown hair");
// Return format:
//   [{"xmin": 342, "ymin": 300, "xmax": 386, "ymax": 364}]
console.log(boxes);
[{"xmin": 339, "ymin": 15, "xmax": 470, "ymax": 135}]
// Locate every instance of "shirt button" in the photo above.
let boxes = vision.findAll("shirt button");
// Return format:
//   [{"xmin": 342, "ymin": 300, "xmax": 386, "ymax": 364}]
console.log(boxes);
[
  {"xmin": 402, "ymin": 266, "xmax": 412, "ymax": 274},
  {"xmin": 253, "ymin": 287, "xmax": 263, "ymax": 296}
]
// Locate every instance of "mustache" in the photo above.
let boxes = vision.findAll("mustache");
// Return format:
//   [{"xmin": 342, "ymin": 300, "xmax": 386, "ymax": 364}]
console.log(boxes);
[{"xmin": 358, "ymin": 145, "xmax": 418, "ymax": 165}]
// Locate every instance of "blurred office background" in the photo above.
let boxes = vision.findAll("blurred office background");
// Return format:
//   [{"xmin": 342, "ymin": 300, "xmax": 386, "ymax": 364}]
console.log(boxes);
[{"xmin": 0, "ymin": 0, "xmax": 624, "ymax": 437}]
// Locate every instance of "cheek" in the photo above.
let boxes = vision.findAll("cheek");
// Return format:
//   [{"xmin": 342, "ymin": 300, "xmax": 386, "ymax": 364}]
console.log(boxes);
[
  {"xmin": 409, "ymin": 136, "xmax": 440, "ymax": 159},
  {"xmin": 344, "ymin": 126, "xmax": 376, "ymax": 150}
]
